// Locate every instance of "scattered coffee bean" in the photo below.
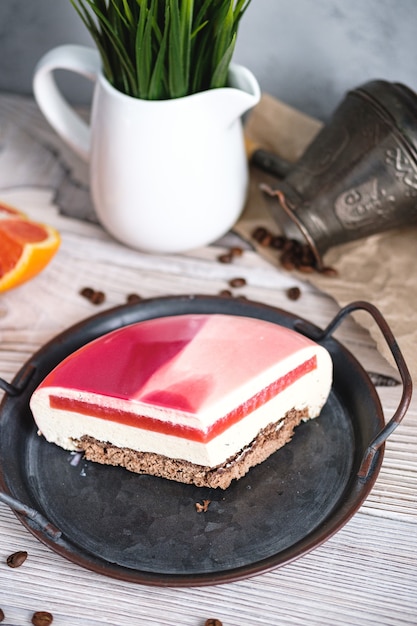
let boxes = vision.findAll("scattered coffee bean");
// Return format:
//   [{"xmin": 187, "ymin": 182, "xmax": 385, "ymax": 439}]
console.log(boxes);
[
  {"xmin": 283, "ymin": 238, "xmax": 300, "ymax": 254},
  {"xmin": 219, "ymin": 289, "xmax": 233, "ymax": 297},
  {"xmin": 251, "ymin": 226, "xmax": 268, "ymax": 242},
  {"xmin": 280, "ymin": 251, "xmax": 297, "ymax": 271},
  {"xmin": 126, "ymin": 293, "xmax": 142, "ymax": 304},
  {"xmin": 31, "ymin": 611, "xmax": 53, "ymax": 626},
  {"xmin": 205, "ymin": 619, "xmax": 223, "ymax": 626},
  {"xmin": 6, "ymin": 550, "xmax": 27, "ymax": 568},
  {"xmin": 228, "ymin": 277, "xmax": 246, "ymax": 288},
  {"xmin": 230, "ymin": 246, "xmax": 243, "ymax": 257},
  {"xmin": 251, "ymin": 225, "xmax": 340, "ymax": 276},
  {"xmin": 0, "ymin": 608, "xmax": 5, "ymax": 622},
  {"xmin": 80, "ymin": 287, "xmax": 106, "ymax": 304},
  {"xmin": 90, "ymin": 290, "xmax": 105, "ymax": 305},
  {"xmin": 258, "ymin": 232, "xmax": 273, "ymax": 247},
  {"xmin": 217, "ymin": 252, "xmax": 234, "ymax": 264},
  {"xmin": 217, "ymin": 246, "xmax": 244, "ymax": 264},
  {"xmin": 270, "ymin": 235, "xmax": 286, "ymax": 250},
  {"xmin": 80, "ymin": 286, "xmax": 95, "ymax": 300},
  {"xmin": 300, "ymin": 245, "xmax": 316, "ymax": 266},
  {"xmin": 286, "ymin": 286, "xmax": 301, "ymax": 301}
]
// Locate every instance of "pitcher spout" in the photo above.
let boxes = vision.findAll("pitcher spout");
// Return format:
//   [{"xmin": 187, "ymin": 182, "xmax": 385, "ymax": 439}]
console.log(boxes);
[{"xmin": 219, "ymin": 64, "xmax": 261, "ymax": 126}]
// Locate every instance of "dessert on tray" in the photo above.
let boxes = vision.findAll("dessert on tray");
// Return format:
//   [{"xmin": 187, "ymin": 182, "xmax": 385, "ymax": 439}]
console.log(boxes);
[{"xmin": 30, "ymin": 314, "xmax": 333, "ymax": 489}]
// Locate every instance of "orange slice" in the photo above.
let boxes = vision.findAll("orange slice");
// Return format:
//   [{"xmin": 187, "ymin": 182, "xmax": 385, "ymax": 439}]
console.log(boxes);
[
  {"xmin": 0, "ymin": 203, "xmax": 26, "ymax": 220},
  {"xmin": 0, "ymin": 202, "xmax": 61, "ymax": 292}
]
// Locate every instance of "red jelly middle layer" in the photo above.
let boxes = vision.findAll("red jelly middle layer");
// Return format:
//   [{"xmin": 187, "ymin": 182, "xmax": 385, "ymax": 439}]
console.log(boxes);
[{"xmin": 49, "ymin": 356, "xmax": 317, "ymax": 443}]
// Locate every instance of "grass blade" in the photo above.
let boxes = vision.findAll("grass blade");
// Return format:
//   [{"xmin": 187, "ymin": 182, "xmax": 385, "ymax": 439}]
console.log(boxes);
[{"xmin": 69, "ymin": 0, "xmax": 253, "ymax": 99}]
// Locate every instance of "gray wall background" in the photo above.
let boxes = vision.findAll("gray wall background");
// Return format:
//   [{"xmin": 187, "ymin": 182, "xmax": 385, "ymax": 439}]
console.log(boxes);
[{"xmin": 0, "ymin": 0, "xmax": 416, "ymax": 121}]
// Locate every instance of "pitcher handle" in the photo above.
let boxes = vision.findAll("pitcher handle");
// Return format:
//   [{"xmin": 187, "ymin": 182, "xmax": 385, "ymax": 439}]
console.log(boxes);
[{"xmin": 33, "ymin": 44, "xmax": 101, "ymax": 162}]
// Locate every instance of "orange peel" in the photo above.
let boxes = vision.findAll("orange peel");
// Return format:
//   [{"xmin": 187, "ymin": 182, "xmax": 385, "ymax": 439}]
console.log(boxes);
[{"xmin": 0, "ymin": 202, "xmax": 61, "ymax": 292}]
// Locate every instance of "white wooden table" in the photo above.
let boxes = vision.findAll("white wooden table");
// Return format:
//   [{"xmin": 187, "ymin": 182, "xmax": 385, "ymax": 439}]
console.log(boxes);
[{"xmin": 0, "ymin": 94, "xmax": 416, "ymax": 626}]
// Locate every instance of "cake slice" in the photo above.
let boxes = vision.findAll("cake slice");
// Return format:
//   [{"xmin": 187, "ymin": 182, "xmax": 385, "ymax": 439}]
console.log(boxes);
[{"xmin": 30, "ymin": 314, "xmax": 332, "ymax": 489}]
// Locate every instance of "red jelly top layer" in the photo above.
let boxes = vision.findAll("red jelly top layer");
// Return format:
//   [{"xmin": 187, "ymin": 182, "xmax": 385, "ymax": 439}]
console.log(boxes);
[{"xmin": 39, "ymin": 314, "xmax": 318, "ymax": 416}]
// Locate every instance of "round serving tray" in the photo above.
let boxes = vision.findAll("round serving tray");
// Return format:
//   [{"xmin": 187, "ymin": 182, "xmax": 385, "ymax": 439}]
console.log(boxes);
[{"xmin": 0, "ymin": 295, "xmax": 412, "ymax": 586}]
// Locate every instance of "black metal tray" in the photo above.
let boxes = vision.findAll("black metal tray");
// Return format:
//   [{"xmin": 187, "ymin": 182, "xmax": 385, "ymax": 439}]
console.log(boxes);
[{"xmin": 0, "ymin": 296, "xmax": 412, "ymax": 586}]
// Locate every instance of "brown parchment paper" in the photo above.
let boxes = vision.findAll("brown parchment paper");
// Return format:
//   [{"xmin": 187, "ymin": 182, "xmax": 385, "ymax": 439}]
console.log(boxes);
[{"xmin": 236, "ymin": 94, "xmax": 417, "ymax": 383}]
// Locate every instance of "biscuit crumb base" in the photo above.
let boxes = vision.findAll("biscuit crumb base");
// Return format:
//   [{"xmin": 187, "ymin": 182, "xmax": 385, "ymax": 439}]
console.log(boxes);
[{"xmin": 74, "ymin": 407, "xmax": 310, "ymax": 489}]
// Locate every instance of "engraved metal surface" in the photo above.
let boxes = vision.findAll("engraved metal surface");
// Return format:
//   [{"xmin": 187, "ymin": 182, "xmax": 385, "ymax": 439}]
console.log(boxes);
[{"xmin": 263, "ymin": 80, "xmax": 417, "ymax": 265}]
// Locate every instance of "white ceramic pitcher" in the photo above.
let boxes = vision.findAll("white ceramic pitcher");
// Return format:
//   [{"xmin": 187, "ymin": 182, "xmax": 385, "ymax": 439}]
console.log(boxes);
[{"xmin": 33, "ymin": 45, "xmax": 261, "ymax": 253}]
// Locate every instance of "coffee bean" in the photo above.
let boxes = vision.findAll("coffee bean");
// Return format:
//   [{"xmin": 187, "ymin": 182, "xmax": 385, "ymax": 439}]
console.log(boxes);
[
  {"xmin": 230, "ymin": 246, "xmax": 243, "ymax": 257},
  {"xmin": 300, "ymin": 244, "xmax": 316, "ymax": 265},
  {"xmin": 229, "ymin": 277, "xmax": 246, "ymax": 288},
  {"xmin": 0, "ymin": 608, "xmax": 5, "ymax": 622},
  {"xmin": 205, "ymin": 620, "xmax": 223, "ymax": 626},
  {"xmin": 270, "ymin": 235, "xmax": 286, "ymax": 250},
  {"xmin": 280, "ymin": 251, "xmax": 296, "ymax": 271},
  {"xmin": 80, "ymin": 286, "xmax": 94, "ymax": 300},
  {"xmin": 250, "ymin": 224, "xmax": 342, "ymax": 276},
  {"xmin": 217, "ymin": 252, "xmax": 234, "ymax": 264},
  {"xmin": 126, "ymin": 293, "xmax": 142, "ymax": 304},
  {"xmin": 251, "ymin": 226, "xmax": 269, "ymax": 242},
  {"xmin": 219, "ymin": 289, "xmax": 233, "ymax": 297},
  {"xmin": 286, "ymin": 286, "xmax": 301, "ymax": 301},
  {"xmin": 31, "ymin": 612, "xmax": 53, "ymax": 626},
  {"xmin": 282, "ymin": 238, "xmax": 297, "ymax": 253},
  {"xmin": 6, "ymin": 550, "xmax": 27, "ymax": 568},
  {"xmin": 258, "ymin": 232, "xmax": 273, "ymax": 247},
  {"xmin": 80, "ymin": 287, "xmax": 106, "ymax": 304},
  {"xmin": 90, "ymin": 290, "xmax": 105, "ymax": 305},
  {"xmin": 294, "ymin": 245, "xmax": 317, "ymax": 272},
  {"xmin": 217, "ymin": 246, "xmax": 244, "ymax": 264}
]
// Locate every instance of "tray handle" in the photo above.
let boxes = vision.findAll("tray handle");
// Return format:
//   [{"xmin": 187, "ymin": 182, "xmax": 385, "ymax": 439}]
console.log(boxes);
[
  {"xmin": 0, "ymin": 490, "xmax": 62, "ymax": 540},
  {"xmin": 0, "ymin": 363, "xmax": 36, "ymax": 397},
  {"xmin": 296, "ymin": 300, "xmax": 413, "ymax": 480},
  {"xmin": 0, "ymin": 377, "xmax": 20, "ymax": 396}
]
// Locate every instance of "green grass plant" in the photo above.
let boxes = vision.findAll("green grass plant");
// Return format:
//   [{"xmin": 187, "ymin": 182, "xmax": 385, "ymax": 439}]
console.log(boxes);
[{"xmin": 70, "ymin": 0, "xmax": 252, "ymax": 99}]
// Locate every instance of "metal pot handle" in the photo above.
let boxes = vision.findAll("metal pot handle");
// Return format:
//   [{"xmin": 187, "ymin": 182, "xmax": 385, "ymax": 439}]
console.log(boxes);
[{"xmin": 296, "ymin": 300, "xmax": 413, "ymax": 479}]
